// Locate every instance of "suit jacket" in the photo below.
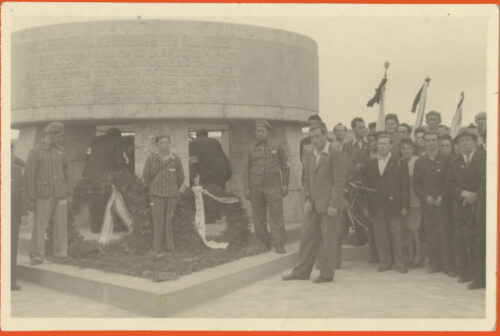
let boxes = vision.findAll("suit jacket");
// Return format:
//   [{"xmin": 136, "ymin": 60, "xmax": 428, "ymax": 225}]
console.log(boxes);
[
  {"xmin": 343, "ymin": 140, "xmax": 370, "ymax": 183},
  {"xmin": 303, "ymin": 143, "xmax": 346, "ymax": 214},
  {"xmin": 363, "ymin": 154, "xmax": 410, "ymax": 217},
  {"xmin": 447, "ymin": 150, "xmax": 486, "ymax": 219}
]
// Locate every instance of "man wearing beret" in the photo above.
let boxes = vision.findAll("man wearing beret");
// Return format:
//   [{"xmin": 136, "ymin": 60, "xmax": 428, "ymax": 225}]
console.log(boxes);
[
  {"xmin": 447, "ymin": 128, "xmax": 486, "ymax": 289},
  {"xmin": 24, "ymin": 122, "xmax": 70, "ymax": 265},
  {"xmin": 242, "ymin": 120, "xmax": 290, "ymax": 254}
]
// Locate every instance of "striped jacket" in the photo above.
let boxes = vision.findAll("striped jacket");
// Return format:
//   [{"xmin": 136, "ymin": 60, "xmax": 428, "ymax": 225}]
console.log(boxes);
[
  {"xmin": 143, "ymin": 153, "xmax": 185, "ymax": 197},
  {"xmin": 241, "ymin": 138, "xmax": 290, "ymax": 190},
  {"xmin": 24, "ymin": 141, "xmax": 69, "ymax": 200}
]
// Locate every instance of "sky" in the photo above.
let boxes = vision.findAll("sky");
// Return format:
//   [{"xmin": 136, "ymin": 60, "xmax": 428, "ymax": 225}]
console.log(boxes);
[{"xmin": 10, "ymin": 9, "xmax": 490, "ymax": 131}]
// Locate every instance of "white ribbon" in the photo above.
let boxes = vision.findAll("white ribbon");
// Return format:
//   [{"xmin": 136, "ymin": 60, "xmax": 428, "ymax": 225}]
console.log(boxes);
[
  {"xmin": 98, "ymin": 185, "xmax": 133, "ymax": 247},
  {"xmin": 192, "ymin": 186, "xmax": 234, "ymax": 250}
]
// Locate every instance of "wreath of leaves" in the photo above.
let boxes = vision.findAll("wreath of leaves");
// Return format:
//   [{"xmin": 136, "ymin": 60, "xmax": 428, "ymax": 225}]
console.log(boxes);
[{"xmin": 60, "ymin": 170, "xmax": 252, "ymax": 261}]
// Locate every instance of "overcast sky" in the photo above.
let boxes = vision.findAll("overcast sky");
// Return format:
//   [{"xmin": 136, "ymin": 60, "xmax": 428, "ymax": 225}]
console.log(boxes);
[{"xmin": 10, "ymin": 10, "xmax": 489, "ymax": 130}]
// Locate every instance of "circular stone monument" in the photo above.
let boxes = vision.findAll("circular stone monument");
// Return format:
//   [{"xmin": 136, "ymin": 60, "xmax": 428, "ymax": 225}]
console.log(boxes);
[{"xmin": 12, "ymin": 20, "xmax": 319, "ymax": 223}]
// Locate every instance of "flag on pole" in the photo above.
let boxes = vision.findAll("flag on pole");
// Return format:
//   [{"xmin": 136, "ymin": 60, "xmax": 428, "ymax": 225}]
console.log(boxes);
[
  {"xmin": 451, "ymin": 92, "xmax": 464, "ymax": 137},
  {"xmin": 367, "ymin": 61, "xmax": 390, "ymax": 131},
  {"xmin": 411, "ymin": 77, "xmax": 431, "ymax": 137}
]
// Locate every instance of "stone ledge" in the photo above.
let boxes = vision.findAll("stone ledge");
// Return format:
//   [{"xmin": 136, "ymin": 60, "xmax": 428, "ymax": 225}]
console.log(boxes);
[{"xmin": 17, "ymin": 241, "xmax": 369, "ymax": 317}]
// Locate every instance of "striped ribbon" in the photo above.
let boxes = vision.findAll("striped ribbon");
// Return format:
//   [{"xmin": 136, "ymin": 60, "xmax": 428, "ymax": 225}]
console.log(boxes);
[{"xmin": 98, "ymin": 185, "xmax": 134, "ymax": 247}]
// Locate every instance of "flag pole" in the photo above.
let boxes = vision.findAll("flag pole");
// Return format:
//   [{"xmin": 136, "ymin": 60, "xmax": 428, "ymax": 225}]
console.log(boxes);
[{"xmin": 376, "ymin": 61, "xmax": 390, "ymax": 131}]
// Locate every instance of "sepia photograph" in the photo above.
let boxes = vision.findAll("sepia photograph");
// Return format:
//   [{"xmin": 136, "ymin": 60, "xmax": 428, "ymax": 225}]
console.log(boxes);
[{"xmin": 1, "ymin": 2, "xmax": 498, "ymax": 332}]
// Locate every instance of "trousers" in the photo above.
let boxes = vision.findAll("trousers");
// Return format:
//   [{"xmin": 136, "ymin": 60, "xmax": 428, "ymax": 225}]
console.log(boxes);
[
  {"xmin": 250, "ymin": 185, "xmax": 286, "ymax": 247},
  {"xmin": 30, "ymin": 198, "xmax": 68, "ymax": 261},
  {"xmin": 292, "ymin": 209, "xmax": 341, "ymax": 280},
  {"xmin": 150, "ymin": 196, "xmax": 177, "ymax": 253},
  {"xmin": 374, "ymin": 209, "xmax": 405, "ymax": 269},
  {"xmin": 422, "ymin": 205, "xmax": 454, "ymax": 272}
]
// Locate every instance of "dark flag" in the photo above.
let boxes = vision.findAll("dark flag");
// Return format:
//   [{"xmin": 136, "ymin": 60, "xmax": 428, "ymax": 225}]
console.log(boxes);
[{"xmin": 366, "ymin": 78, "xmax": 387, "ymax": 107}]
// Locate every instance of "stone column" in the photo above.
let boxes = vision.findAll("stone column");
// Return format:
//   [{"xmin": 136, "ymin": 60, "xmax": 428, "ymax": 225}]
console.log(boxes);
[{"xmin": 134, "ymin": 120, "xmax": 190, "ymax": 185}]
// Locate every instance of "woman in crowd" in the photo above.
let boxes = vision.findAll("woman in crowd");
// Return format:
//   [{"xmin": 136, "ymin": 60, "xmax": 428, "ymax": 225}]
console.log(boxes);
[
  {"xmin": 438, "ymin": 134, "xmax": 455, "ymax": 156},
  {"xmin": 399, "ymin": 138, "xmax": 422, "ymax": 267},
  {"xmin": 142, "ymin": 135, "xmax": 185, "ymax": 256}
]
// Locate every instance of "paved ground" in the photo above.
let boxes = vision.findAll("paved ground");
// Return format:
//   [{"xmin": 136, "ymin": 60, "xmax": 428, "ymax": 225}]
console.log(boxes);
[
  {"xmin": 174, "ymin": 261, "xmax": 486, "ymax": 318},
  {"xmin": 11, "ymin": 280, "xmax": 139, "ymax": 318},
  {"xmin": 11, "ymin": 261, "xmax": 485, "ymax": 318}
]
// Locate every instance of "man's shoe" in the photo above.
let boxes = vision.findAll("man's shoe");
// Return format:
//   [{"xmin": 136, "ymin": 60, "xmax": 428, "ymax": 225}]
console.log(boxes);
[
  {"xmin": 30, "ymin": 258, "xmax": 43, "ymax": 266},
  {"xmin": 313, "ymin": 277, "xmax": 333, "ymax": 284},
  {"xmin": 282, "ymin": 274, "xmax": 308, "ymax": 281},
  {"xmin": 457, "ymin": 276, "xmax": 469, "ymax": 283},
  {"xmin": 274, "ymin": 245, "xmax": 286, "ymax": 254},
  {"xmin": 467, "ymin": 281, "xmax": 485, "ymax": 290},
  {"xmin": 397, "ymin": 267, "xmax": 408, "ymax": 274},
  {"xmin": 426, "ymin": 266, "xmax": 441, "ymax": 274},
  {"xmin": 445, "ymin": 270, "xmax": 457, "ymax": 278},
  {"xmin": 11, "ymin": 284, "xmax": 21, "ymax": 291},
  {"xmin": 377, "ymin": 265, "xmax": 392, "ymax": 272}
]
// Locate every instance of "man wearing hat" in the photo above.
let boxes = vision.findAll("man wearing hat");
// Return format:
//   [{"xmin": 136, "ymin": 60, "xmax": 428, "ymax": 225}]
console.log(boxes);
[
  {"xmin": 447, "ymin": 128, "xmax": 486, "ymax": 289},
  {"xmin": 24, "ymin": 122, "xmax": 70, "ymax": 265},
  {"xmin": 242, "ymin": 120, "xmax": 290, "ymax": 254}
]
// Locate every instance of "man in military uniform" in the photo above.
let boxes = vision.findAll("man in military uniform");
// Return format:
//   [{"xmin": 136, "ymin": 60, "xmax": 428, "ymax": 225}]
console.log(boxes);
[
  {"xmin": 413, "ymin": 131, "xmax": 454, "ymax": 276},
  {"xmin": 447, "ymin": 129, "xmax": 486, "ymax": 289},
  {"xmin": 242, "ymin": 120, "xmax": 290, "ymax": 254},
  {"xmin": 24, "ymin": 122, "xmax": 70, "ymax": 265}
]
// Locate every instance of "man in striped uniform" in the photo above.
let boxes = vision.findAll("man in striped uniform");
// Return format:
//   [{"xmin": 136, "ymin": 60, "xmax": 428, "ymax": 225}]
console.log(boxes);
[
  {"xmin": 143, "ymin": 135, "xmax": 185, "ymax": 255},
  {"xmin": 24, "ymin": 122, "xmax": 70, "ymax": 265},
  {"xmin": 242, "ymin": 120, "xmax": 290, "ymax": 254}
]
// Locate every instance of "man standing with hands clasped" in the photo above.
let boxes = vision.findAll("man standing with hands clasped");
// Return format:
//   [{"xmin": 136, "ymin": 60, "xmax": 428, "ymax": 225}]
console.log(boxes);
[
  {"xmin": 282, "ymin": 122, "xmax": 346, "ymax": 283},
  {"xmin": 363, "ymin": 132, "xmax": 410, "ymax": 273},
  {"xmin": 242, "ymin": 120, "xmax": 290, "ymax": 254}
]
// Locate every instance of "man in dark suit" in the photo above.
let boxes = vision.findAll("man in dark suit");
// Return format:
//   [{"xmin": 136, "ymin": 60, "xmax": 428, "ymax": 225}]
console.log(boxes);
[
  {"xmin": 363, "ymin": 132, "xmax": 410, "ymax": 273},
  {"xmin": 413, "ymin": 131, "xmax": 454, "ymax": 276},
  {"xmin": 189, "ymin": 129, "xmax": 232, "ymax": 189},
  {"xmin": 83, "ymin": 127, "xmax": 126, "ymax": 233},
  {"xmin": 282, "ymin": 122, "xmax": 346, "ymax": 283},
  {"xmin": 447, "ymin": 129, "xmax": 486, "ymax": 289},
  {"xmin": 342, "ymin": 117, "xmax": 371, "ymax": 249}
]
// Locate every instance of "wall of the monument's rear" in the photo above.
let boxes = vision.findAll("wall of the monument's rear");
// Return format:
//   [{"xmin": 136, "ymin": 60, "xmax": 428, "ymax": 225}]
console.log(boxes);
[{"xmin": 12, "ymin": 20, "xmax": 318, "ymax": 126}]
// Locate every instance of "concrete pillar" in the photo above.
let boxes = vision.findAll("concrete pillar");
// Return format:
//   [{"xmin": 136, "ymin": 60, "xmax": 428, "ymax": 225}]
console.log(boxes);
[{"xmin": 134, "ymin": 120, "xmax": 190, "ymax": 185}]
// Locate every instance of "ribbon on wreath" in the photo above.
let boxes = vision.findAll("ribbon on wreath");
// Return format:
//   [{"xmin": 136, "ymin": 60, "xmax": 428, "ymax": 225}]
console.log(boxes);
[
  {"xmin": 192, "ymin": 186, "xmax": 239, "ymax": 250},
  {"xmin": 98, "ymin": 185, "xmax": 134, "ymax": 247}
]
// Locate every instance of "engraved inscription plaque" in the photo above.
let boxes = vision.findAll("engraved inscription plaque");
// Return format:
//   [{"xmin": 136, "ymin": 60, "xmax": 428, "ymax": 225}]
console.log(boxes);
[{"xmin": 24, "ymin": 34, "xmax": 240, "ymax": 107}]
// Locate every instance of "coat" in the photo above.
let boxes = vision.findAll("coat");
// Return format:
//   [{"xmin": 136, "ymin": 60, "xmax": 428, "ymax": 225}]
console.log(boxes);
[
  {"xmin": 447, "ymin": 150, "xmax": 486, "ymax": 220},
  {"xmin": 303, "ymin": 142, "xmax": 346, "ymax": 214},
  {"xmin": 363, "ymin": 154, "xmax": 410, "ymax": 217},
  {"xmin": 189, "ymin": 136, "xmax": 232, "ymax": 187}
]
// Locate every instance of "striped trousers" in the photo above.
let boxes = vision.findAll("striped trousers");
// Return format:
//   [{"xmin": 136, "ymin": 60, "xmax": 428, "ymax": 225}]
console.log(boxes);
[{"xmin": 150, "ymin": 196, "xmax": 177, "ymax": 253}]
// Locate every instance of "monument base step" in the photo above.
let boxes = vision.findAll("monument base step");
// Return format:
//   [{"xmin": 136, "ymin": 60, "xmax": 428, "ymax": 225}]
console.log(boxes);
[{"xmin": 17, "ymin": 242, "xmax": 369, "ymax": 317}]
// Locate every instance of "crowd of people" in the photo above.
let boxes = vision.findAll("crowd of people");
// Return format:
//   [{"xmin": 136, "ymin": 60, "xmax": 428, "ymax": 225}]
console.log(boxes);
[
  {"xmin": 282, "ymin": 111, "xmax": 487, "ymax": 288},
  {"xmin": 10, "ymin": 110, "xmax": 487, "ymax": 292}
]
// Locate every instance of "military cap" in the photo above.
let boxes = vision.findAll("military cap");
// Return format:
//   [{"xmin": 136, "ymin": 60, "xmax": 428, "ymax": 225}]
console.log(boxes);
[
  {"xmin": 255, "ymin": 120, "xmax": 272, "ymax": 131},
  {"xmin": 44, "ymin": 122, "xmax": 64, "ymax": 134},
  {"xmin": 454, "ymin": 127, "xmax": 478, "ymax": 142}
]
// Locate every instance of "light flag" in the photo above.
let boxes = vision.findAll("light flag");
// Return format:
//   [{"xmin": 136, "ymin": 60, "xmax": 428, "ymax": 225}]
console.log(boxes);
[
  {"xmin": 411, "ymin": 77, "xmax": 431, "ymax": 138},
  {"xmin": 450, "ymin": 92, "xmax": 464, "ymax": 137}
]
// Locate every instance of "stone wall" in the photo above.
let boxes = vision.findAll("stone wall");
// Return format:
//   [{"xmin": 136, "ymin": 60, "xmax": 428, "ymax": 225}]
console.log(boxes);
[{"xmin": 12, "ymin": 20, "xmax": 318, "ymax": 126}]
